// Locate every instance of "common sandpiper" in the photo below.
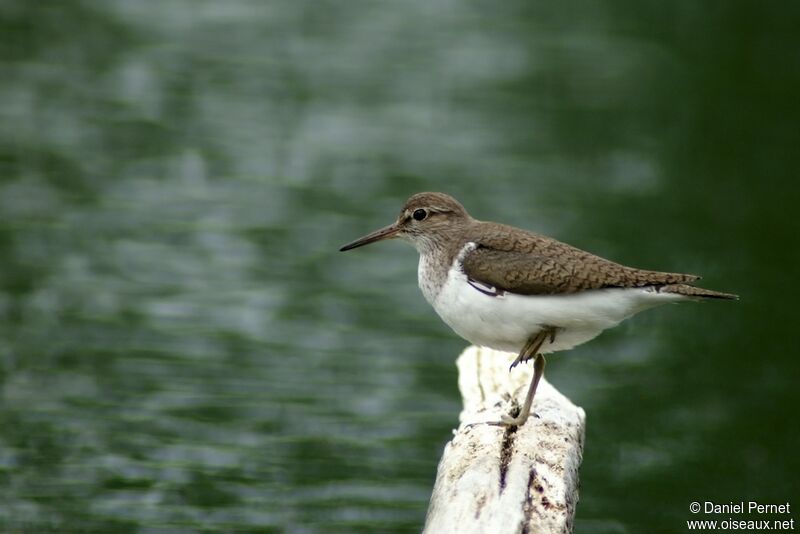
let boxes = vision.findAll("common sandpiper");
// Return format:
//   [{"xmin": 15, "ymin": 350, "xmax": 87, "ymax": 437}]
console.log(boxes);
[{"xmin": 340, "ymin": 192, "xmax": 736, "ymax": 427}]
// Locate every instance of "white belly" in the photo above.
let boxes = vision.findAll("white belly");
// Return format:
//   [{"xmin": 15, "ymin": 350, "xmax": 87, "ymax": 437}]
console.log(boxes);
[{"xmin": 420, "ymin": 261, "xmax": 684, "ymax": 354}]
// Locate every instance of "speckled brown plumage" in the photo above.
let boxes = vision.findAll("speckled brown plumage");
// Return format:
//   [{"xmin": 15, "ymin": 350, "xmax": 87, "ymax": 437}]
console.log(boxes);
[
  {"xmin": 398, "ymin": 192, "xmax": 737, "ymax": 299},
  {"xmin": 461, "ymin": 220, "xmax": 723, "ymax": 296}
]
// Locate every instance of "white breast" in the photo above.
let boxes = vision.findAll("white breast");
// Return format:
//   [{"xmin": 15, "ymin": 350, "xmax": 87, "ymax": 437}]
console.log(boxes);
[{"xmin": 418, "ymin": 244, "xmax": 684, "ymax": 354}]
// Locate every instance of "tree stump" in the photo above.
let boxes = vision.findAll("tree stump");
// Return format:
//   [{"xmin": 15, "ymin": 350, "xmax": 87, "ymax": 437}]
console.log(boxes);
[{"xmin": 424, "ymin": 346, "xmax": 586, "ymax": 534}]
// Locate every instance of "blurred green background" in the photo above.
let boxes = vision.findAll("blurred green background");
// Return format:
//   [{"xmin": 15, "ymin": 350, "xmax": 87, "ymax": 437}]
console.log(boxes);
[{"xmin": 1, "ymin": 1, "xmax": 798, "ymax": 532}]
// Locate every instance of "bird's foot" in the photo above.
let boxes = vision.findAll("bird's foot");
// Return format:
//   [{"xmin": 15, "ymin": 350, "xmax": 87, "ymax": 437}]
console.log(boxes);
[
  {"xmin": 499, "ymin": 413, "xmax": 527, "ymax": 427},
  {"xmin": 508, "ymin": 327, "xmax": 556, "ymax": 372},
  {"xmin": 479, "ymin": 410, "xmax": 537, "ymax": 428},
  {"xmin": 508, "ymin": 354, "xmax": 530, "ymax": 371}
]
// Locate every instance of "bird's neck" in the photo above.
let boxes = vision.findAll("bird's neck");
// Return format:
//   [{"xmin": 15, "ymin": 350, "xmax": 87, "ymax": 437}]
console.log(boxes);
[{"xmin": 416, "ymin": 236, "xmax": 466, "ymax": 306}]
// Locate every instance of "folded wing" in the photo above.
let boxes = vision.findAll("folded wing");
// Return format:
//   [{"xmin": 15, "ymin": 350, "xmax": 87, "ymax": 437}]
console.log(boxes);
[{"xmin": 460, "ymin": 224, "xmax": 700, "ymax": 296}]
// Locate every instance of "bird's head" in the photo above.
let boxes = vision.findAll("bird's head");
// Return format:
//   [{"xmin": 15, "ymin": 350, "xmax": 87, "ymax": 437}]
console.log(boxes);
[{"xmin": 339, "ymin": 192, "xmax": 470, "ymax": 254}]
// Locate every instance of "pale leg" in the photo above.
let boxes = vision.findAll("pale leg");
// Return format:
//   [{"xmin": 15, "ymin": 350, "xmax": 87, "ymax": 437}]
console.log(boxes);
[
  {"xmin": 500, "ymin": 353, "xmax": 546, "ymax": 427},
  {"xmin": 495, "ymin": 327, "xmax": 555, "ymax": 427}
]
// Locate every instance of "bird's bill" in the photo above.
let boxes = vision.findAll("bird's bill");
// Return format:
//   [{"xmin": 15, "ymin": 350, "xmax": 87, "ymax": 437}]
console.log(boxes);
[{"xmin": 339, "ymin": 223, "xmax": 400, "ymax": 251}]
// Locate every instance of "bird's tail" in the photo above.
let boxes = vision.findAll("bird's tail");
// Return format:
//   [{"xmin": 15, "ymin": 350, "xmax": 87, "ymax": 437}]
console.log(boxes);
[{"xmin": 659, "ymin": 284, "xmax": 738, "ymax": 300}]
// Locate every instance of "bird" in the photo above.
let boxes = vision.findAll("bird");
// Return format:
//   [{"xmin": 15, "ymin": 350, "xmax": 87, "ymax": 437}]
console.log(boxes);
[{"xmin": 339, "ymin": 192, "xmax": 737, "ymax": 427}]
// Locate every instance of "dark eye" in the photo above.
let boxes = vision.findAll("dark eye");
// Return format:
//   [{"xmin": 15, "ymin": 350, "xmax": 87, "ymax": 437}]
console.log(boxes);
[{"xmin": 412, "ymin": 209, "xmax": 427, "ymax": 221}]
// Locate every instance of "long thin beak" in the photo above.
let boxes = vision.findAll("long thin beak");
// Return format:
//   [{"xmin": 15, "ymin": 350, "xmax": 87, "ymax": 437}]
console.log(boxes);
[{"xmin": 339, "ymin": 223, "xmax": 400, "ymax": 251}]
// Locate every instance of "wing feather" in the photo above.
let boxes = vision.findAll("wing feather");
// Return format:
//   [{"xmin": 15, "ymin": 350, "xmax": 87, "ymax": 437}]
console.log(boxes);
[{"xmin": 460, "ymin": 223, "xmax": 700, "ymax": 296}]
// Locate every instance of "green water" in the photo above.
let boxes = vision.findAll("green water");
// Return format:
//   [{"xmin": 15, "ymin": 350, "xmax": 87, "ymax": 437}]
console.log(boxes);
[{"xmin": 1, "ymin": 1, "xmax": 798, "ymax": 532}]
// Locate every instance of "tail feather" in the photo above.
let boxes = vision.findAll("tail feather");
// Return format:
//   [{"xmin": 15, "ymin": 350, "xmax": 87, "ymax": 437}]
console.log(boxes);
[{"xmin": 659, "ymin": 284, "xmax": 738, "ymax": 300}]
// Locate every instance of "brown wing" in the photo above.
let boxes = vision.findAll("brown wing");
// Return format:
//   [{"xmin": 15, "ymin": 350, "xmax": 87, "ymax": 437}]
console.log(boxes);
[{"xmin": 460, "ymin": 222, "xmax": 700, "ymax": 296}]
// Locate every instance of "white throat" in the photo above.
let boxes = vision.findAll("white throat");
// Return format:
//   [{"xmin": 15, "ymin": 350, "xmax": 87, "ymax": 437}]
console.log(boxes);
[{"xmin": 417, "ymin": 252, "xmax": 442, "ymax": 306}]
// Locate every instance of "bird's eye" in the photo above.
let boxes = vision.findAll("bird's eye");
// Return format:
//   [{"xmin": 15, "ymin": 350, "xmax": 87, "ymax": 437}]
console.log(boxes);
[{"xmin": 412, "ymin": 209, "xmax": 427, "ymax": 221}]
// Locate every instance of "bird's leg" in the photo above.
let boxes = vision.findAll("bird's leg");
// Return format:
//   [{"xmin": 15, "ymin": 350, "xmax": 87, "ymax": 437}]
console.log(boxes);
[
  {"xmin": 492, "ymin": 327, "xmax": 555, "ymax": 427},
  {"xmin": 500, "ymin": 352, "xmax": 547, "ymax": 427},
  {"xmin": 475, "ymin": 328, "xmax": 555, "ymax": 428}
]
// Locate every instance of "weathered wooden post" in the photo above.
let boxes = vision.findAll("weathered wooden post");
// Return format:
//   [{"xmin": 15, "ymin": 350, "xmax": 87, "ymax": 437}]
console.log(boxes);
[{"xmin": 424, "ymin": 346, "xmax": 586, "ymax": 534}]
